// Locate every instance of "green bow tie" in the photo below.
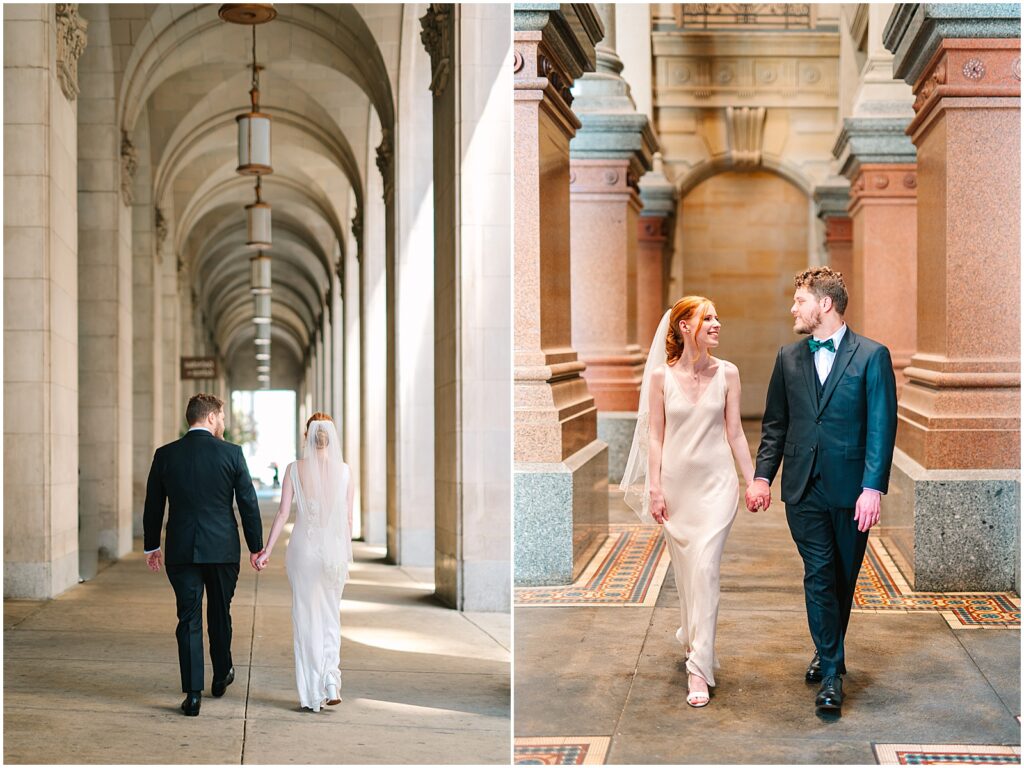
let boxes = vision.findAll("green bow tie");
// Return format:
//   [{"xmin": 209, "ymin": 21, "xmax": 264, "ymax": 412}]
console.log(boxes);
[{"xmin": 809, "ymin": 338, "xmax": 835, "ymax": 353}]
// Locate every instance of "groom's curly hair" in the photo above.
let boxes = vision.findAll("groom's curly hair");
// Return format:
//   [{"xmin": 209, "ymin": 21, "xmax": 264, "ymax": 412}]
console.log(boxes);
[
  {"xmin": 185, "ymin": 393, "xmax": 224, "ymax": 425},
  {"xmin": 795, "ymin": 266, "xmax": 848, "ymax": 315}
]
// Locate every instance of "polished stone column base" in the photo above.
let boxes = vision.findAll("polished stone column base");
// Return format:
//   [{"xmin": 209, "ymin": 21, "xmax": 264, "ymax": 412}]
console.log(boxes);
[
  {"xmin": 885, "ymin": 448, "xmax": 1020, "ymax": 592},
  {"xmin": 598, "ymin": 411, "xmax": 637, "ymax": 485},
  {"xmin": 514, "ymin": 439, "xmax": 608, "ymax": 586}
]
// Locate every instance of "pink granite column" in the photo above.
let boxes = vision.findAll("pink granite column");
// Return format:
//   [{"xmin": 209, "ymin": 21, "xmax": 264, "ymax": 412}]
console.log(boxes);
[
  {"xmin": 824, "ymin": 215, "xmax": 853, "ymax": 292},
  {"xmin": 636, "ymin": 212, "xmax": 670, "ymax": 348},
  {"xmin": 514, "ymin": 7, "xmax": 608, "ymax": 585},
  {"xmin": 569, "ymin": 164, "xmax": 645, "ymax": 411},
  {"xmin": 898, "ymin": 39, "xmax": 1020, "ymax": 471},
  {"xmin": 847, "ymin": 163, "xmax": 918, "ymax": 391}
]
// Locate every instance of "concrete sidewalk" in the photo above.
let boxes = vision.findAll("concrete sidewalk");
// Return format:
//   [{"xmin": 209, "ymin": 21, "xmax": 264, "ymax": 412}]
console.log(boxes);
[{"xmin": 4, "ymin": 501, "xmax": 511, "ymax": 764}]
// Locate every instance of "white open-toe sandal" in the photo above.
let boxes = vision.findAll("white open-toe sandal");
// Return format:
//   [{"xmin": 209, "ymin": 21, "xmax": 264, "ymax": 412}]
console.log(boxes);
[{"xmin": 686, "ymin": 674, "xmax": 710, "ymax": 708}]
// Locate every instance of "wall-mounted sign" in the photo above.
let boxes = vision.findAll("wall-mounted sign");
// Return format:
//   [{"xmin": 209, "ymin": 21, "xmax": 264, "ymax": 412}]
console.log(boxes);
[{"xmin": 180, "ymin": 357, "xmax": 218, "ymax": 380}]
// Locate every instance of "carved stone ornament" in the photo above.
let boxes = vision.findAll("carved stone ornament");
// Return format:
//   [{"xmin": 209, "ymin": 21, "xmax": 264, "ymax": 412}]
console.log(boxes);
[
  {"xmin": 155, "ymin": 207, "xmax": 168, "ymax": 251},
  {"xmin": 914, "ymin": 57, "xmax": 947, "ymax": 113},
  {"xmin": 419, "ymin": 4, "xmax": 452, "ymax": 97},
  {"xmin": 375, "ymin": 128, "xmax": 393, "ymax": 200},
  {"xmin": 120, "ymin": 131, "xmax": 138, "ymax": 207},
  {"xmin": 1014, "ymin": 58, "xmax": 1021, "ymax": 81},
  {"xmin": 538, "ymin": 55, "xmax": 574, "ymax": 107},
  {"xmin": 351, "ymin": 206, "xmax": 363, "ymax": 254},
  {"xmin": 55, "ymin": 4, "xmax": 88, "ymax": 101},
  {"xmin": 962, "ymin": 58, "xmax": 986, "ymax": 80}
]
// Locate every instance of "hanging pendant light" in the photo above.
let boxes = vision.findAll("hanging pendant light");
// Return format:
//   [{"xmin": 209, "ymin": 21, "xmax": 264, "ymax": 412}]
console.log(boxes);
[
  {"xmin": 255, "ymin": 351, "xmax": 271, "ymax": 360},
  {"xmin": 257, "ymin": 363, "xmax": 270, "ymax": 374},
  {"xmin": 246, "ymin": 176, "xmax": 271, "ymax": 248},
  {"xmin": 218, "ymin": 7, "xmax": 275, "ymax": 176},
  {"xmin": 250, "ymin": 251, "xmax": 271, "ymax": 294},
  {"xmin": 255, "ymin": 323, "xmax": 271, "ymax": 346},
  {"xmin": 253, "ymin": 293, "xmax": 271, "ymax": 324}
]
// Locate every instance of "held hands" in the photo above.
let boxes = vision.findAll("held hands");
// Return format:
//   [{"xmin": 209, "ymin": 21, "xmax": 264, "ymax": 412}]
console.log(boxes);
[
  {"xmin": 854, "ymin": 489, "xmax": 882, "ymax": 533},
  {"xmin": 146, "ymin": 550, "xmax": 163, "ymax": 572},
  {"xmin": 251, "ymin": 550, "xmax": 269, "ymax": 571},
  {"xmin": 745, "ymin": 479, "xmax": 771, "ymax": 513},
  {"xmin": 649, "ymin": 490, "xmax": 668, "ymax": 525}
]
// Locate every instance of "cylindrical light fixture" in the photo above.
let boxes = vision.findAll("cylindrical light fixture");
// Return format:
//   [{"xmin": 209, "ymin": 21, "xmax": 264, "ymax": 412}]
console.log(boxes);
[
  {"xmin": 255, "ymin": 323, "xmax": 271, "ymax": 345},
  {"xmin": 231, "ymin": 22, "xmax": 273, "ymax": 175},
  {"xmin": 250, "ymin": 251, "xmax": 271, "ymax": 294},
  {"xmin": 246, "ymin": 177, "xmax": 271, "ymax": 248},
  {"xmin": 253, "ymin": 293, "xmax": 271, "ymax": 323},
  {"xmin": 255, "ymin": 351, "xmax": 271, "ymax": 360}
]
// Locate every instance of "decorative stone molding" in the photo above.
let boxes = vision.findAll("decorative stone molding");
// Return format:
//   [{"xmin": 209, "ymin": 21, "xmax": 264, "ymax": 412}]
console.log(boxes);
[
  {"xmin": 907, "ymin": 39, "xmax": 1021, "ymax": 136},
  {"xmin": 725, "ymin": 106, "xmax": 766, "ymax": 170},
  {"xmin": 813, "ymin": 181, "xmax": 851, "ymax": 220},
  {"xmin": 832, "ymin": 117, "xmax": 916, "ymax": 180},
  {"xmin": 673, "ymin": 3, "xmax": 814, "ymax": 31},
  {"xmin": 420, "ymin": 4, "xmax": 452, "ymax": 98},
  {"xmin": 120, "ymin": 132, "xmax": 138, "ymax": 207},
  {"xmin": 55, "ymin": 4, "xmax": 88, "ymax": 102},
  {"xmin": 849, "ymin": 164, "xmax": 918, "ymax": 208},
  {"xmin": 637, "ymin": 215, "xmax": 669, "ymax": 242},
  {"xmin": 351, "ymin": 206, "xmax": 363, "ymax": 257},
  {"xmin": 154, "ymin": 207, "xmax": 168, "ymax": 253},
  {"xmin": 375, "ymin": 128, "xmax": 393, "ymax": 201}
]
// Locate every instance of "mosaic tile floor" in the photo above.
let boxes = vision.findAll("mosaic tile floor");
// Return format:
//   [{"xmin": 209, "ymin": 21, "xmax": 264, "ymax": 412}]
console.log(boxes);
[
  {"xmin": 874, "ymin": 743, "xmax": 1022, "ymax": 765},
  {"xmin": 514, "ymin": 737, "xmax": 610, "ymax": 765},
  {"xmin": 515, "ymin": 525, "xmax": 669, "ymax": 607},
  {"xmin": 854, "ymin": 539, "xmax": 1021, "ymax": 629}
]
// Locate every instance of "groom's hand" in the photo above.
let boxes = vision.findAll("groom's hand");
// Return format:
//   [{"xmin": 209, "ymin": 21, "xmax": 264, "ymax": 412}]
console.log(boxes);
[
  {"xmin": 746, "ymin": 479, "xmax": 771, "ymax": 512},
  {"xmin": 146, "ymin": 550, "xmax": 162, "ymax": 572},
  {"xmin": 854, "ymin": 489, "xmax": 882, "ymax": 532},
  {"xmin": 250, "ymin": 551, "xmax": 264, "ymax": 571}
]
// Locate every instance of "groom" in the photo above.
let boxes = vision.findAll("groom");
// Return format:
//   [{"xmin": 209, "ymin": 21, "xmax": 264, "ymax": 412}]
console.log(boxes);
[
  {"xmin": 143, "ymin": 393, "xmax": 264, "ymax": 716},
  {"xmin": 746, "ymin": 267, "xmax": 896, "ymax": 715}
]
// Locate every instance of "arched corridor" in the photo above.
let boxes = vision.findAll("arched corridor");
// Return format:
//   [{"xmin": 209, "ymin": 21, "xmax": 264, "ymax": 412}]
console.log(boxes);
[
  {"xmin": 5, "ymin": 2, "xmax": 511, "ymax": 612},
  {"xmin": 5, "ymin": 499, "xmax": 510, "ymax": 764}
]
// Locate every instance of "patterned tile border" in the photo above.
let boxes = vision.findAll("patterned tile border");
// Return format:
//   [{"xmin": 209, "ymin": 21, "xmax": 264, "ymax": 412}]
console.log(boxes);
[
  {"xmin": 874, "ymin": 743, "xmax": 1021, "ymax": 765},
  {"xmin": 853, "ymin": 539, "xmax": 1020, "ymax": 629},
  {"xmin": 515, "ymin": 525, "xmax": 669, "ymax": 607},
  {"xmin": 514, "ymin": 737, "xmax": 611, "ymax": 765}
]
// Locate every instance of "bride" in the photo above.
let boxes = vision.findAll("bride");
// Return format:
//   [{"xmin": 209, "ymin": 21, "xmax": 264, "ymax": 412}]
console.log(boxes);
[
  {"xmin": 621, "ymin": 297, "xmax": 758, "ymax": 708},
  {"xmin": 256, "ymin": 412, "xmax": 353, "ymax": 711}
]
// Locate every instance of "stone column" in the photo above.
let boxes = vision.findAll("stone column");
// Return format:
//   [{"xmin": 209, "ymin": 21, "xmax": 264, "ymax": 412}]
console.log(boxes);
[
  {"xmin": 883, "ymin": 4, "xmax": 1021, "ymax": 591},
  {"xmin": 813, "ymin": 183, "xmax": 853, "ymax": 284},
  {"xmin": 833, "ymin": 119, "xmax": 918, "ymax": 389},
  {"xmin": 514, "ymin": 4, "xmax": 608, "ymax": 585},
  {"xmin": 569, "ymin": 3, "xmax": 657, "ymax": 484},
  {"xmin": 76, "ymin": 4, "xmax": 133, "ymax": 577},
  {"xmin": 636, "ymin": 153, "xmax": 675, "ymax": 349},
  {"xmin": 4, "ymin": 4, "xmax": 83, "ymax": 598}
]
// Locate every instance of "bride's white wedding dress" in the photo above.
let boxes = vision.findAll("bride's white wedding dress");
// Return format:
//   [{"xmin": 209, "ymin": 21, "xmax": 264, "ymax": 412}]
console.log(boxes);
[{"xmin": 282, "ymin": 422, "xmax": 353, "ymax": 711}]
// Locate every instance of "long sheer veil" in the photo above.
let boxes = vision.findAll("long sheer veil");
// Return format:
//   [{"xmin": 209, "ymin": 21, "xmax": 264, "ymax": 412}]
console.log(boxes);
[
  {"xmin": 620, "ymin": 309, "xmax": 672, "ymax": 522},
  {"xmin": 292, "ymin": 420, "xmax": 353, "ymax": 584}
]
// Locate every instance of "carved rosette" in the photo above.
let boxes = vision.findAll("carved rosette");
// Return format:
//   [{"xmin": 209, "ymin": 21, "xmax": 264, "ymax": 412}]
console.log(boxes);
[
  {"xmin": 375, "ymin": 129, "xmax": 393, "ymax": 202},
  {"xmin": 909, "ymin": 39, "xmax": 1021, "ymax": 134},
  {"xmin": 538, "ymin": 54, "xmax": 574, "ymax": 107},
  {"xmin": 55, "ymin": 4, "xmax": 88, "ymax": 101},
  {"xmin": 849, "ymin": 164, "xmax": 918, "ymax": 209},
  {"xmin": 419, "ymin": 4, "xmax": 452, "ymax": 98},
  {"xmin": 120, "ymin": 132, "xmax": 138, "ymax": 207},
  {"xmin": 637, "ymin": 214, "xmax": 670, "ymax": 242}
]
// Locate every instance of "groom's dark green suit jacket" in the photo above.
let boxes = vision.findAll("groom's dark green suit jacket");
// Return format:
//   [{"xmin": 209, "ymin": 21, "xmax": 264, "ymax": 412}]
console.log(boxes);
[
  {"xmin": 143, "ymin": 429, "xmax": 263, "ymax": 565},
  {"xmin": 755, "ymin": 327, "xmax": 898, "ymax": 507}
]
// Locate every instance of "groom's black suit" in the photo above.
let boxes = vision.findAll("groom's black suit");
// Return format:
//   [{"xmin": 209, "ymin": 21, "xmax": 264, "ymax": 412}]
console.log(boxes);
[
  {"xmin": 143, "ymin": 429, "xmax": 263, "ymax": 692},
  {"xmin": 755, "ymin": 327, "xmax": 897, "ymax": 678}
]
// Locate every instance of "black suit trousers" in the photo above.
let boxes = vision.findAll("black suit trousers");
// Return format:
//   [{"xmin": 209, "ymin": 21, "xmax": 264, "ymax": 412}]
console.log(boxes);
[
  {"xmin": 166, "ymin": 563, "xmax": 239, "ymax": 692},
  {"xmin": 785, "ymin": 476, "xmax": 868, "ymax": 677}
]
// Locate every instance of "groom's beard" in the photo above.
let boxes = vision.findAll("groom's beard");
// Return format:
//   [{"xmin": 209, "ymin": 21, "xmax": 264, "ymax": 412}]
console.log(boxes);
[{"xmin": 794, "ymin": 306, "xmax": 822, "ymax": 336}]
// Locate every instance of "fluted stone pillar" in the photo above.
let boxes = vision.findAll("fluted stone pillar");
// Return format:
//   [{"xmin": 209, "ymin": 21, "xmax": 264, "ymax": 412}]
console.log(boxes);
[
  {"xmin": 884, "ymin": 3, "xmax": 1021, "ymax": 591},
  {"xmin": 514, "ymin": 4, "xmax": 608, "ymax": 585},
  {"xmin": 569, "ymin": 3, "xmax": 657, "ymax": 484},
  {"xmin": 637, "ymin": 153, "xmax": 675, "ymax": 350},
  {"xmin": 834, "ymin": 119, "xmax": 918, "ymax": 390}
]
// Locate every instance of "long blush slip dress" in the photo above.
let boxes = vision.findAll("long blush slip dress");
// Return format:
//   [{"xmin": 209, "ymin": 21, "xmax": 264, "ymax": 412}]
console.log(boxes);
[{"xmin": 659, "ymin": 361, "xmax": 739, "ymax": 687}]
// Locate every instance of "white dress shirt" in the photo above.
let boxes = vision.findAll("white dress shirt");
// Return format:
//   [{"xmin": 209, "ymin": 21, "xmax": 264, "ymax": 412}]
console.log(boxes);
[
  {"xmin": 813, "ymin": 324, "xmax": 847, "ymax": 385},
  {"xmin": 144, "ymin": 427, "xmax": 213, "ymax": 555}
]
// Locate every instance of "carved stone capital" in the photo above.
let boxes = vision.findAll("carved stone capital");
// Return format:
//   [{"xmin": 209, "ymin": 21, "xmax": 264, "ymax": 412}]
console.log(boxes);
[
  {"xmin": 55, "ymin": 4, "xmax": 88, "ymax": 102},
  {"xmin": 824, "ymin": 216, "xmax": 853, "ymax": 244},
  {"xmin": 350, "ymin": 206, "xmax": 363, "ymax": 258},
  {"xmin": 120, "ymin": 131, "xmax": 138, "ymax": 207},
  {"xmin": 849, "ymin": 163, "xmax": 918, "ymax": 211},
  {"xmin": 375, "ymin": 128, "xmax": 393, "ymax": 202},
  {"xmin": 155, "ymin": 207, "xmax": 168, "ymax": 253},
  {"xmin": 420, "ymin": 4, "xmax": 453, "ymax": 97}
]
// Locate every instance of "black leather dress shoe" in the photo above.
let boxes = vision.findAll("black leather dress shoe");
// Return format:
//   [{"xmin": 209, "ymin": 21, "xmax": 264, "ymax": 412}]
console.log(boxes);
[
  {"xmin": 805, "ymin": 651, "xmax": 822, "ymax": 683},
  {"xmin": 815, "ymin": 675, "xmax": 843, "ymax": 712},
  {"xmin": 212, "ymin": 667, "xmax": 235, "ymax": 698},
  {"xmin": 181, "ymin": 691, "xmax": 202, "ymax": 716}
]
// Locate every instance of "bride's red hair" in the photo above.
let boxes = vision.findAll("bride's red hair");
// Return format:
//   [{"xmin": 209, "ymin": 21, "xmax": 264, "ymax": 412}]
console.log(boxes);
[{"xmin": 666, "ymin": 296, "xmax": 713, "ymax": 366}]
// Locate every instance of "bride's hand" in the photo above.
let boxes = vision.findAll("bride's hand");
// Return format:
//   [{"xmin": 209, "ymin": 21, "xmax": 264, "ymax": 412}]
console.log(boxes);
[
  {"xmin": 649, "ymin": 490, "xmax": 668, "ymax": 525},
  {"xmin": 254, "ymin": 551, "xmax": 270, "ymax": 570}
]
